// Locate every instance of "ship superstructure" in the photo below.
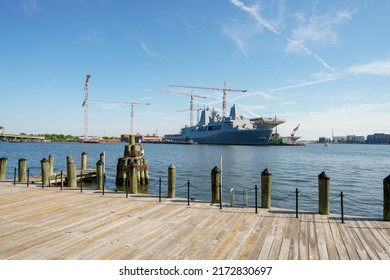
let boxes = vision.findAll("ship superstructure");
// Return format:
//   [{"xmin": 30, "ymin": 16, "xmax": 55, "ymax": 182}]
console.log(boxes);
[{"xmin": 164, "ymin": 105, "xmax": 284, "ymax": 145}]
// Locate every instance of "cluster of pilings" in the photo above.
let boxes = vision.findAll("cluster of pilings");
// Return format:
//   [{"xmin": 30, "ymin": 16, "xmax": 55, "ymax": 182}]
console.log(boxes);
[
  {"xmin": 0, "ymin": 153, "xmax": 103, "ymax": 188},
  {"xmin": 115, "ymin": 135, "xmax": 150, "ymax": 192}
]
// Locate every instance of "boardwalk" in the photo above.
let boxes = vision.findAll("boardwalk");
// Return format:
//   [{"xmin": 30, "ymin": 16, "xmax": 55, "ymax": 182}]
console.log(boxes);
[{"xmin": 0, "ymin": 181, "xmax": 389, "ymax": 260}]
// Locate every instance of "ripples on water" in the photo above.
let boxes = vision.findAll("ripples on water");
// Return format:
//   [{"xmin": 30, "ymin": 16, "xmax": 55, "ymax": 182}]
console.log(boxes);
[{"xmin": 1, "ymin": 142, "xmax": 389, "ymax": 219}]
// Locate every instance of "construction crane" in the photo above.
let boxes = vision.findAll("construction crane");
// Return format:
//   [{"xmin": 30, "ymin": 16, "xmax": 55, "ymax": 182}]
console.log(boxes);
[
  {"xmin": 291, "ymin": 124, "xmax": 300, "ymax": 137},
  {"xmin": 89, "ymin": 99, "xmax": 150, "ymax": 134},
  {"xmin": 177, "ymin": 106, "xmax": 204, "ymax": 124},
  {"xmin": 82, "ymin": 74, "xmax": 91, "ymax": 138},
  {"xmin": 169, "ymin": 83, "xmax": 247, "ymax": 118},
  {"xmin": 157, "ymin": 88, "xmax": 207, "ymax": 126}
]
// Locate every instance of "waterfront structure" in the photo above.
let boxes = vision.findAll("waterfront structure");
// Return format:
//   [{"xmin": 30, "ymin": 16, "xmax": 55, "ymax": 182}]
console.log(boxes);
[
  {"xmin": 318, "ymin": 137, "xmax": 331, "ymax": 143},
  {"xmin": 346, "ymin": 135, "xmax": 365, "ymax": 143},
  {"xmin": 164, "ymin": 105, "xmax": 284, "ymax": 145},
  {"xmin": 367, "ymin": 133, "xmax": 390, "ymax": 144}
]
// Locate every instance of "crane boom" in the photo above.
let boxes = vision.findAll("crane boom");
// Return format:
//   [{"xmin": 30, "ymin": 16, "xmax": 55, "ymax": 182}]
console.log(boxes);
[
  {"xmin": 89, "ymin": 99, "xmax": 150, "ymax": 134},
  {"xmin": 82, "ymin": 74, "xmax": 91, "ymax": 138},
  {"xmin": 169, "ymin": 83, "xmax": 247, "ymax": 117},
  {"xmin": 157, "ymin": 88, "xmax": 207, "ymax": 126}
]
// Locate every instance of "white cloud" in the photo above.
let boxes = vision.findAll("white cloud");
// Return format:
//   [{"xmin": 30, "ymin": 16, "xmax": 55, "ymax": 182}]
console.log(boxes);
[
  {"xmin": 139, "ymin": 40, "xmax": 165, "ymax": 59},
  {"xmin": 346, "ymin": 59, "xmax": 390, "ymax": 76},
  {"xmin": 230, "ymin": 0, "xmax": 338, "ymax": 74}
]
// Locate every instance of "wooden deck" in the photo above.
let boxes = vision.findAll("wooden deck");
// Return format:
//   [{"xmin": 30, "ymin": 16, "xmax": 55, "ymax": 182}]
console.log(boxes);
[{"xmin": 0, "ymin": 181, "xmax": 390, "ymax": 260}]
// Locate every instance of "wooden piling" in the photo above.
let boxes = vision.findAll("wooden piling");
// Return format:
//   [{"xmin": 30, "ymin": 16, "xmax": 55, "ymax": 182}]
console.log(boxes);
[
  {"xmin": 168, "ymin": 164, "xmax": 176, "ymax": 198},
  {"xmin": 211, "ymin": 166, "xmax": 221, "ymax": 204},
  {"xmin": 261, "ymin": 168, "xmax": 272, "ymax": 208},
  {"xmin": 318, "ymin": 171, "xmax": 330, "ymax": 215},
  {"xmin": 129, "ymin": 161, "xmax": 138, "ymax": 194},
  {"xmin": 40, "ymin": 158, "xmax": 50, "ymax": 187},
  {"xmin": 48, "ymin": 154, "xmax": 54, "ymax": 176},
  {"xmin": 96, "ymin": 160, "xmax": 104, "ymax": 190},
  {"xmin": 100, "ymin": 152, "xmax": 105, "ymax": 165},
  {"xmin": 18, "ymin": 158, "xmax": 27, "ymax": 183},
  {"xmin": 129, "ymin": 135, "xmax": 135, "ymax": 145},
  {"xmin": 383, "ymin": 175, "xmax": 390, "ymax": 221},
  {"xmin": 81, "ymin": 152, "xmax": 87, "ymax": 171},
  {"xmin": 67, "ymin": 159, "xmax": 76, "ymax": 188},
  {"xmin": 0, "ymin": 157, "xmax": 7, "ymax": 180},
  {"xmin": 144, "ymin": 158, "xmax": 150, "ymax": 184}
]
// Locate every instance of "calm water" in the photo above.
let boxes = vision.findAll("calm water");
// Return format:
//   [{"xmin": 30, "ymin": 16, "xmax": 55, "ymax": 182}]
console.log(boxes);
[{"xmin": 1, "ymin": 142, "xmax": 389, "ymax": 219}]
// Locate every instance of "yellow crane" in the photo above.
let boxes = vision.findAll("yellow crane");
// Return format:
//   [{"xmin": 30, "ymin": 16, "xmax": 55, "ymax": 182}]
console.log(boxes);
[
  {"xmin": 156, "ymin": 88, "xmax": 207, "ymax": 126},
  {"xmin": 169, "ymin": 83, "xmax": 247, "ymax": 118},
  {"xmin": 89, "ymin": 99, "xmax": 150, "ymax": 134}
]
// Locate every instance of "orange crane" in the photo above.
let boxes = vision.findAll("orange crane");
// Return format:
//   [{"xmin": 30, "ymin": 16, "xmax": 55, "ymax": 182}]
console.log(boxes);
[
  {"xmin": 157, "ymin": 88, "xmax": 207, "ymax": 126},
  {"xmin": 169, "ymin": 83, "xmax": 247, "ymax": 118},
  {"xmin": 89, "ymin": 99, "xmax": 150, "ymax": 134}
]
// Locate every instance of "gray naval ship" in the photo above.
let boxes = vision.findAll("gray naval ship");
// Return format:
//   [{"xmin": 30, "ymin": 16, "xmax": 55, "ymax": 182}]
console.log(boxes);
[{"xmin": 164, "ymin": 105, "xmax": 284, "ymax": 145}]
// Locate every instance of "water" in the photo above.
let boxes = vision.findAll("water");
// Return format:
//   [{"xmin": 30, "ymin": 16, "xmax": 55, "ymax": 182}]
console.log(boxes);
[{"xmin": 1, "ymin": 142, "xmax": 389, "ymax": 219}]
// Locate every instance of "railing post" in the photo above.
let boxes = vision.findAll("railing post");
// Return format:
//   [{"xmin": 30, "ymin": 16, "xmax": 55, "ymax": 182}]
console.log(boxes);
[
  {"xmin": 341, "ymin": 191, "xmax": 344, "ymax": 224},
  {"xmin": 27, "ymin": 168, "xmax": 30, "ymax": 187},
  {"xmin": 13, "ymin": 167, "xmax": 17, "ymax": 185},
  {"xmin": 159, "ymin": 177, "xmax": 162, "ymax": 202},
  {"xmin": 60, "ymin": 170, "xmax": 63, "ymax": 190},
  {"xmin": 383, "ymin": 175, "xmax": 390, "ymax": 221},
  {"xmin": 295, "ymin": 188, "xmax": 299, "ymax": 218},
  {"xmin": 219, "ymin": 182, "xmax": 222, "ymax": 210},
  {"xmin": 187, "ymin": 180, "xmax": 190, "ymax": 206},
  {"xmin": 126, "ymin": 178, "xmax": 129, "ymax": 198},
  {"xmin": 80, "ymin": 171, "xmax": 83, "ymax": 192},
  {"xmin": 255, "ymin": 185, "xmax": 258, "ymax": 214}
]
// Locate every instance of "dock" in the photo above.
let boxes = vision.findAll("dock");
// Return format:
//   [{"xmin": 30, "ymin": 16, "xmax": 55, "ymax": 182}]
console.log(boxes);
[
  {"xmin": 29, "ymin": 169, "xmax": 97, "ymax": 186},
  {"xmin": 0, "ymin": 181, "xmax": 389, "ymax": 260}
]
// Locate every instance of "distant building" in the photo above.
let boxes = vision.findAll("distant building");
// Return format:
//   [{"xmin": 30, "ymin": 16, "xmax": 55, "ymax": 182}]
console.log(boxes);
[
  {"xmin": 367, "ymin": 133, "xmax": 390, "ymax": 144},
  {"xmin": 332, "ymin": 136, "xmax": 346, "ymax": 143},
  {"xmin": 121, "ymin": 133, "xmax": 161, "ymax": 143},
  {"xmin": 319, "ymin": 137, "xmax": 331, "ymax": 143},
  {"xmin": 346, "ymin": 135, "xmax": 365, "ymax": 143}
]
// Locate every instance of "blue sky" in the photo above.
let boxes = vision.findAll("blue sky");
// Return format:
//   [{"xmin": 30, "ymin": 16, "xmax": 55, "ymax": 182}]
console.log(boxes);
[{"xmin": 1, "ymin": 0, "xmax": 389, "ymax": 140}]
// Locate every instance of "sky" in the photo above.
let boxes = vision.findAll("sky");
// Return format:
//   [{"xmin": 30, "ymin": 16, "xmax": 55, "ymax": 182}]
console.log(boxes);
[{"xmin": 1, "ymin": 0, "xmax": 390, "ymax": 140}]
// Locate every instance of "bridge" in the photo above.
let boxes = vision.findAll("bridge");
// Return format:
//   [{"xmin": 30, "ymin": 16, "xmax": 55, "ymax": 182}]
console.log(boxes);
[{"xmin": 0, "ymin": 133, "xmax": 47, "ymax": 142}]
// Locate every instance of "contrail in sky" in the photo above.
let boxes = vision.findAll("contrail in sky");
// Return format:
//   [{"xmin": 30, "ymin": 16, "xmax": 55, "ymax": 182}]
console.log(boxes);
[{"xmin": 230, "ymin": 0, "xmax": 338, "ymax": 75}]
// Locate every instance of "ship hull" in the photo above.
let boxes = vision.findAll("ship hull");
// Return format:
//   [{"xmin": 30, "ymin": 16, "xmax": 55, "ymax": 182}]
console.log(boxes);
[{"xmin": 165, "ymin": 128, "xmax": 273, "ymax": 145}]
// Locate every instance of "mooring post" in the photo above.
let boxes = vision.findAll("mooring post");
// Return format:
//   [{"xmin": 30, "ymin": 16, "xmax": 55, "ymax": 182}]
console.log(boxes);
[
  {"xmin": 219, "ymin": 182, "xmax": 222, "ymax": 209},
  {"xmin": 67, "ymin": 159, "xmax": 76, "ymax": 188},
  {"xmin": 318, "ymin": 171, "xmax": 330, "ymax": 215},
  {"xmin": 383, "ymin": 175, "xmax": 390, "ymax": 221},
  {"xmin": 261, "ymin": 168, "xmax": 272, "ymax": 208},
  {"xmin": 48, "ymin": 154, "xmax": 54, "ymax": 177},
  {"xmin": 159, "ymin": 177, "xmax": 162, "ymax": 202},
  {"xmin": 41, "ymin": 158, "xmax": 50, "ymax": 188},
  {"xmin": 129, "ymin": 161, "xmax": 138, "ymax": 194},
  {"xmin": 211, "ymin": 166, "xmax": 221, "ymax": 204},
  {"xmin": 129, "ymin": 135, "xmax": 135, "ymax": 145},
  {"xmin": 81, "ymin": 152, "xmax": 87, "ymax": 171},
  {"xmin": 168, "ymin": 164, "xmax": 176, "ymax": 198},
  {"xmin": 0, "ymin": 157, "xmax": 7, "ymax": 180},
  {"xmin": 96, "ymin": 160, "xmax": 104, "ymax": 191},
  {"xmin": 255, "ymin": 185, "xmax": 258, "ymax": 214},
  {"xmin": 295, "ymin": 188, "xmax": 299, "ymax": 218},
  {"xmin": 18, "ymin": 158, "xmax": 27, "ymax": 183}
]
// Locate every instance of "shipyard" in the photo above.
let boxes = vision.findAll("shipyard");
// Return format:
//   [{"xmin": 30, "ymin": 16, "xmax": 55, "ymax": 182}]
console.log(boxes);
[{"xmin": 2, "ymin": 1, "xmax": 390, "ymax": 279}]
